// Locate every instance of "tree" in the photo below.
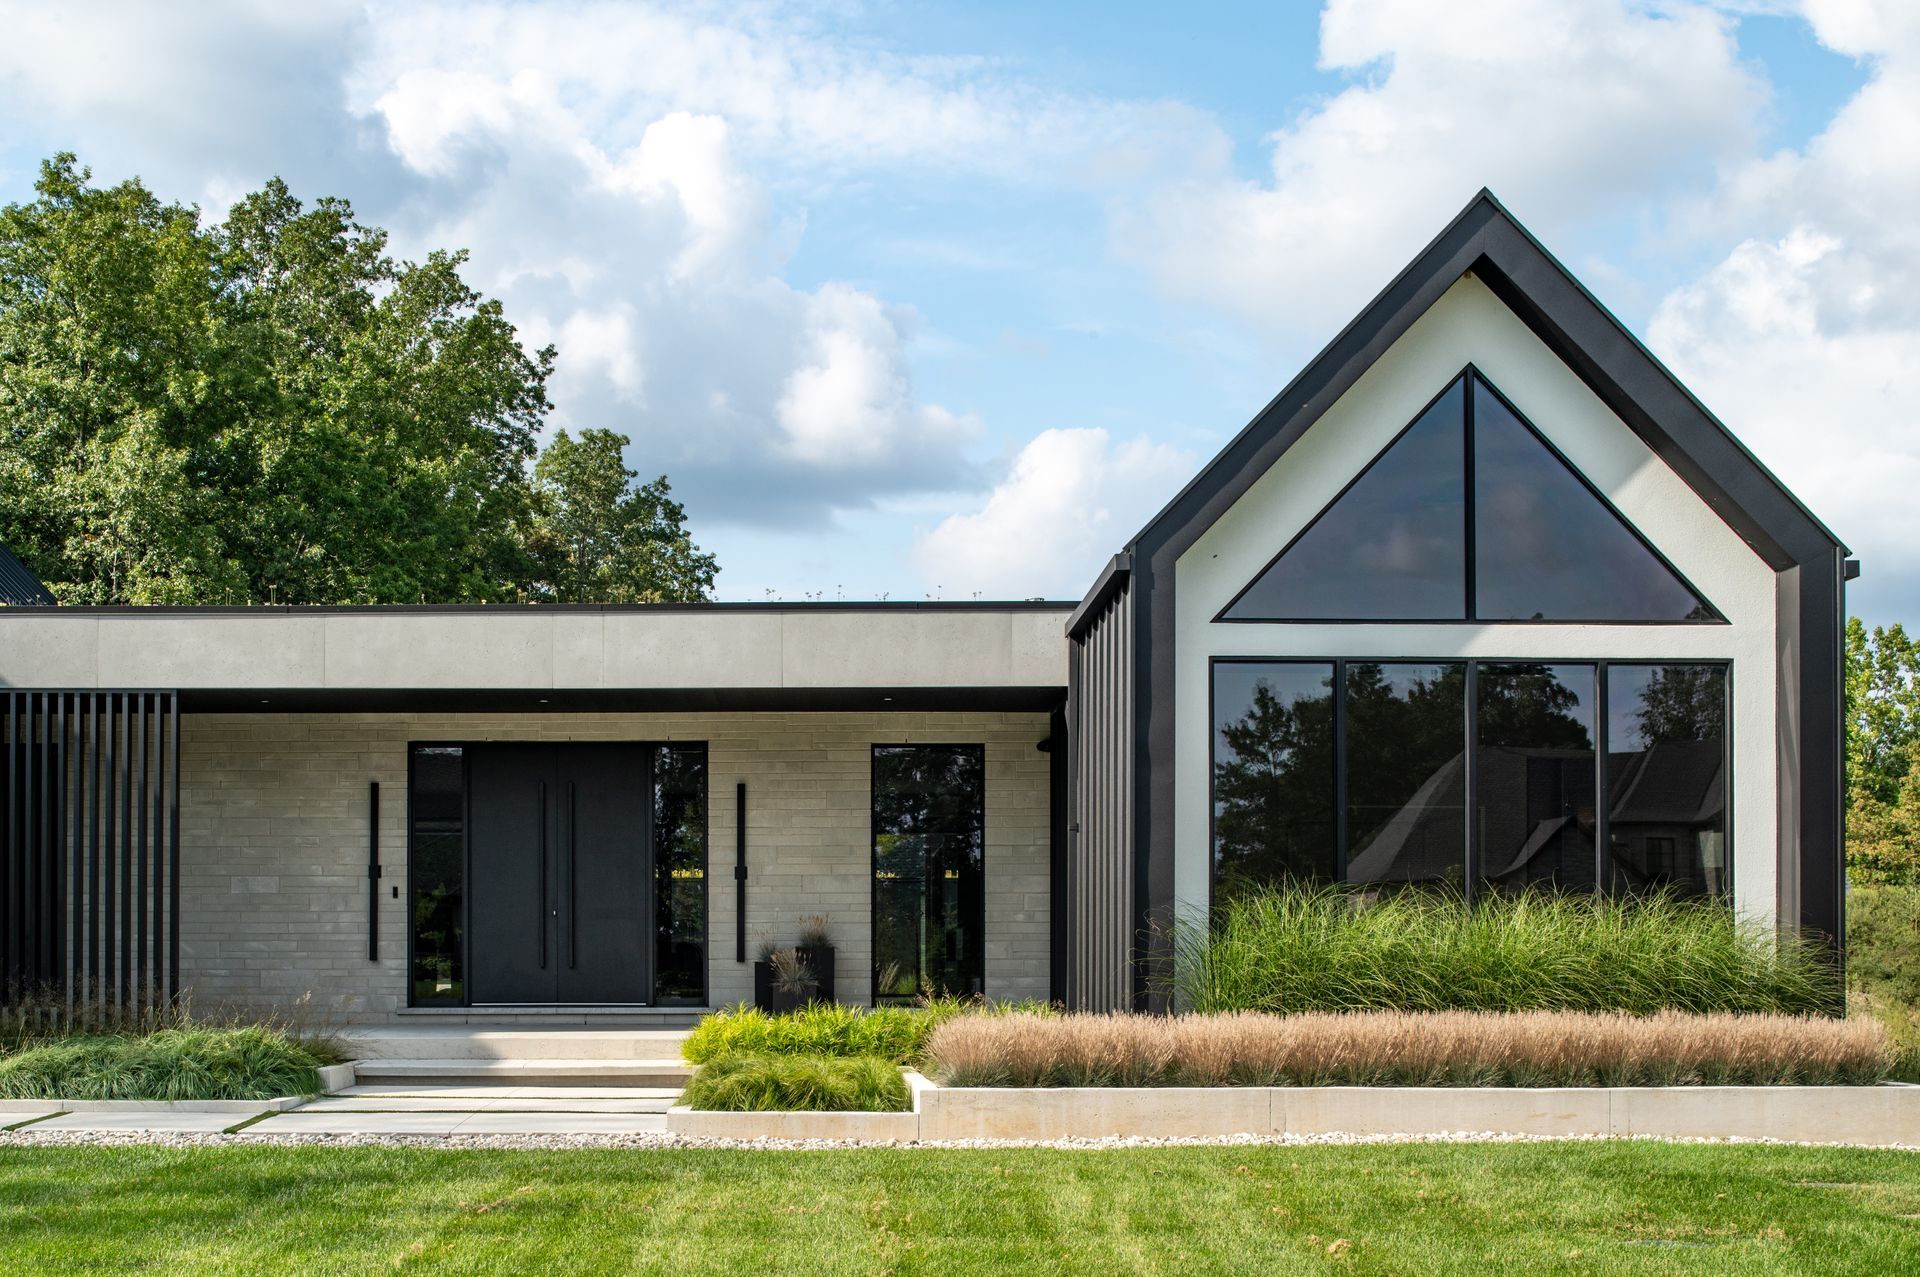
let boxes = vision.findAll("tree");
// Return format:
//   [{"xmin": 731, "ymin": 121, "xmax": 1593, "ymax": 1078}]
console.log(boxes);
[
  {"xmin": 1213, "ymin": 677, "xmax": 1336, "ymax": 898},
  {"xmin": 527, "ymin": 428, "xmax": 716, "ymax": 603},
  {"xmin": 1847, "ymin": 618, "xmax": 1920, "ymax": 883},
  {"xmin": 1, "ymin": 154, "xmax": 674, "ymax": 604}
]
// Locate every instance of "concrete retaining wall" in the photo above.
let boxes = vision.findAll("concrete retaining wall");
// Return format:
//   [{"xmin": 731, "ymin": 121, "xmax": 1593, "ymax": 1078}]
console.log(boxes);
[{"xmin": 667, "ymin": 1076, "xmax": 1920, "ymax": 1147}]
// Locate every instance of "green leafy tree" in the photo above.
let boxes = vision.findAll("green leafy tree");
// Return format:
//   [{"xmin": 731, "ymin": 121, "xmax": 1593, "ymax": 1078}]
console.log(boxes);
[
  {"xmin": 0, "ymin": 154, "xmax": 607, "ymax": 604},
  {"xmin": 1213, "ymin": 676, "xmax": 1337, "ymax": 899},
  {"xmin": 527, "ymin": 428, "xmax": 716, "ymax": 603},
  {"xmin": 1847, "ymin": 618, "xmax": 1920, "ymax": 883}
]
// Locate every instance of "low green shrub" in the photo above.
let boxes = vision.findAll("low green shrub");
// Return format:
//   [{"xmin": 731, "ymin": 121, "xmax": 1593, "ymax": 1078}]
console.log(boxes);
[
  {"xmin": 680, "ymin": 1053, "xmax": 910, "ymax": 1112},
  {"xmin": 1175, "ymin": 885, "xmax": 1841, "ymax": 1016},
  {"xmin": 0, "ymin": 1026, "xmax": 328, "ymax": 1101},
  {"xmin": 928, "ymin": 1010, "xmax": 1893, "ymax": 1089},
  {"xmin": 1848, "ymin": 883, "xmax": 1920, "ymax": 1081}
]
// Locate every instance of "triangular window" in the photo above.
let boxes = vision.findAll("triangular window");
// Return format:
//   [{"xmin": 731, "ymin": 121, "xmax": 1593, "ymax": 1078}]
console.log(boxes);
[{"xmin": 1217, "ymin": 370, "xmax": 1720, "ymax": 624}]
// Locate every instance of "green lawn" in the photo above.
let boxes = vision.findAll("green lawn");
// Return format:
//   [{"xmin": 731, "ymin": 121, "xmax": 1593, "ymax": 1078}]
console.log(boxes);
[{"xmin": 3, "ymin": 1143, "xmax": 1919, "ymax": 1275}]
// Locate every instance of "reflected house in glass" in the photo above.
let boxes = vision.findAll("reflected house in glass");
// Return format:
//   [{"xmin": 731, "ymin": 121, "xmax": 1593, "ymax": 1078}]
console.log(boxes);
[{"xmin": 0, "ymin": 193, "xmax": 1851, "ymax": 1021}]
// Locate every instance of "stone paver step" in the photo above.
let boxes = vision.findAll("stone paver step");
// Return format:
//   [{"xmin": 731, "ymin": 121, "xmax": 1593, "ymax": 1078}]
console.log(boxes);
[
  {"xmin": 342, "ymin": 1028, "xmax": 693, "ymax": 1061},
  {"xmin": 350, "ymin": 1058, "xmax": 692, "ymax": 1087},
  {"xmin": 242, "ymin": 1109, "xmax": 670, "ymax": 1137}
]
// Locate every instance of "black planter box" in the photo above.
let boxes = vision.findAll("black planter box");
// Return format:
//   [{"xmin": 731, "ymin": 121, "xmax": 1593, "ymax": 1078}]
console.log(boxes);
[{"xmin": 752, "ymin": 946, "xmax": 837, "ymax": 1012}]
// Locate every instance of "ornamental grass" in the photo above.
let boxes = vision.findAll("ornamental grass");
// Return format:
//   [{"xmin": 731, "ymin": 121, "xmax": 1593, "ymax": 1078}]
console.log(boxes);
[
  {"xmin": 1173, "ymin": 885, "xmax": 1841, "ymax": 1016},
  {"xmin": 680, "ymin": 1053, "xmax": 910, "ymax": 1112},
  {"xmin": 0, "ymin": 1026, "xmax": 329, "ymax": 1101},
  {"xmin": 926, "ymin": 1010, "xmax": 1894, "ymax": 1089}
]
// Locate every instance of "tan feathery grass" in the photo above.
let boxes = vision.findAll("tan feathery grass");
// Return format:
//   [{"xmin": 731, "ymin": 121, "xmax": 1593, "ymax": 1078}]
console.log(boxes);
[{"xmin": 926, "ymin": 1010, "xmax": 1894, "ymax": 1088}]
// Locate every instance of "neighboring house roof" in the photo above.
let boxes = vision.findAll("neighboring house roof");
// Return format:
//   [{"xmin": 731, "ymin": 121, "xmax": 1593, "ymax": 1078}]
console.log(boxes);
[{"xmin": 0, "ymin": 539, "xmax": 55, "ymax": 606}]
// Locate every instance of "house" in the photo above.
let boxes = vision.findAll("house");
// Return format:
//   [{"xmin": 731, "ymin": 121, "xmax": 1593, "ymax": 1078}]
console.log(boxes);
[{"xmin": 0, "ymin": 192, "xmax": 1850, "ymax": 1020}]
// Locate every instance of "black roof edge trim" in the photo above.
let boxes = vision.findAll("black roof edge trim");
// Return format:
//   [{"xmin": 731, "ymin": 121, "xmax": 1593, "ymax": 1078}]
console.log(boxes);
[
  {"xmin": 1124, "ymin": 187, "xmax": 1847, "ymax": 571},
  {"xmin": 1066, "ymin": 553, "xmax": 1132, "ymax": 639}
]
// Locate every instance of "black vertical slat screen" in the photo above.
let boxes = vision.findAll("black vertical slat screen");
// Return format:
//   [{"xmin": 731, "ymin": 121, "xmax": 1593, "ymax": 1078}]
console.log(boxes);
[{"xmin": 0, "ymin": 691, "xmax": 180, "ymax": 1013}]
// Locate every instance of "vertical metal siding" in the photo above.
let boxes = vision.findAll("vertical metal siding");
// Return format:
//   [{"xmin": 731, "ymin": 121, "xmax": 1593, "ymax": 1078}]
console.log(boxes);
[
  {"xmin": 1066, "ymin": 581, "xmax": 1134, "ymax": 1010},
  {"xmin": 1, "ymin": 691, "xmax": 180, "ymax": 1013}
]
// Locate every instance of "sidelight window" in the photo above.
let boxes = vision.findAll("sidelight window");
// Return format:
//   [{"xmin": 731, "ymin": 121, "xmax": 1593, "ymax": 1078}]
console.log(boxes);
[
  {"xmin": 408, "ymin": 746, "xmax": 466, "ymax": 1006},
  {"xmin": 652, "ymin": 744, "xmax": 708, "ymax": 1006},
  {"xmin": 872, "ymin": 745, "xmax": 985, "ymax": 1004}
]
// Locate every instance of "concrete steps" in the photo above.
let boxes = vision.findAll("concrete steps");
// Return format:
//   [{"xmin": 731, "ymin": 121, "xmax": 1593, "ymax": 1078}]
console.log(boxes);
[
  {"xmin": 338, "ymin": 1026, "xmax": 696, "ymax": 1089},
  {"xmin": 351, "ymin": 1058, "xmax": 692, "ymax": 1088}
]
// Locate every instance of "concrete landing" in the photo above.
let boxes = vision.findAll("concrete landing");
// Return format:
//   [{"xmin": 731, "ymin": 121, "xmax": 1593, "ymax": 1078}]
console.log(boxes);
[
  {"xmin": 242, "ymin": 1082, "xmax": 677, "ymax": 1137},
  {"xmin": 350, "ymin": 1058, "xmax": 692, "ymax": 1087}
]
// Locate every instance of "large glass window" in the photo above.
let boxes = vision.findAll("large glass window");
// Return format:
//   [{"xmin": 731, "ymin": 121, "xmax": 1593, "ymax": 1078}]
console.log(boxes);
[
  {"xmin": 1473, "ymin": 382, "xmax": 1714, "ymax": 622},
  {"xmin": 1345, "ymin": 663, "xmax": 1467, "ymax": 889},
  {"xmin": 1477, "ymin": 664, "xmax": 1598, "ymax": 892},
  {"xmin": 1209, "ymin": 659, "xmax": 1730, "ymax": 904},
  {"xmin": 409, "ymin": 745, "xmax": 466, "ymax": 1006},
  {"xmin": 1221, "ymin": 381, "xmax": 1466, "ymax": 621},
  {"xmin": 1604, "ymin": 664, "xmax": 1729, "ymax": 899},
  {"xmin": 652, "ymin": 744, "xmax": 708, "ymax": 1006},
  {"xmin": 1211, "ymin": 662, "xmax": 1336, "ymax": 903},
  {"xmin": 872, "ymin": 745, "xmax": 985, "ymax": 1004},
  {"xmin": 1219, "ymin": 370, "xmax": 1720, "ymax": 624}
]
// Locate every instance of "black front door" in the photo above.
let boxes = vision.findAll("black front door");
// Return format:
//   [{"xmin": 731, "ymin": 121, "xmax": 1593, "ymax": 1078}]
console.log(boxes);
[{"xmin": 467, "ymin": 743, "xmax": 652, "ymax": 1003}]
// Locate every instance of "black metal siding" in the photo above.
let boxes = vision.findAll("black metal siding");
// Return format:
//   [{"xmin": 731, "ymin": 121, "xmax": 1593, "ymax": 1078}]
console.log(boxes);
[
  {"xmin": 1, "ymin": 691, "xmax": 180, "ymax": 1012},
  {"xmin": 1065, "ymin": 574, "xmax": 1134, "ymax": 1010}
]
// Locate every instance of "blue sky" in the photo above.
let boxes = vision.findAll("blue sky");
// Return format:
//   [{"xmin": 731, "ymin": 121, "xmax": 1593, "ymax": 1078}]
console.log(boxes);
[{"xmin": 1, "ymin": 1, "xmax": 1914, "ymax": 625}]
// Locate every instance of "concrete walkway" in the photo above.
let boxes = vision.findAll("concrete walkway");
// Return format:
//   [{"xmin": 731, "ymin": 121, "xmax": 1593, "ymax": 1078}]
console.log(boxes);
[
  {"xmin": 2, "ymin": 1083, "xmax": 684, "ymax": 1138},
  {"xmin": 246, "ymin": 1083, "xmax": 678, "ymax": 1136}
]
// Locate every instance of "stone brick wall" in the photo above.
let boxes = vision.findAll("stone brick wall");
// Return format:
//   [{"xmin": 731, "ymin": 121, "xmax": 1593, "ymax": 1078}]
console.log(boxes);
[{"xmin": 177, "ymin": 710, "xmax": 1053, "ymax": 1021}]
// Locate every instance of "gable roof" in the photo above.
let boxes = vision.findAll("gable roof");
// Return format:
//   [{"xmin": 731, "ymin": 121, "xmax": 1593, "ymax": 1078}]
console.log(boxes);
[
  {"xmin": 0, "ymin": 539, "xmax": 55, "ymax": 606},
  {"xmin": 1098, "ymin": 189, "xmax": 1844, "ymax": 621}
]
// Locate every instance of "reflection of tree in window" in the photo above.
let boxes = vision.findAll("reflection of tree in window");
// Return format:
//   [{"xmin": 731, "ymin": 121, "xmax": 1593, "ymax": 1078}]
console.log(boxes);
[
  {"xmin": 1605, "ymin": 665, "xmax": 1728, "ymax": 899},
  {"xmin": 1344, "ymin": 663, "xmax": 1465, "ymax": 889},
  {"xmin": 1476, "ymin": 664, "xmax": 1597, "ymax": 894},
  {"xmin": 1212, "ymin": 666, "xmax": 1334, "ymax": 903},
  {"xmin": 872, "ymin": 746, "xmax": 984, "ymax": 1003}
]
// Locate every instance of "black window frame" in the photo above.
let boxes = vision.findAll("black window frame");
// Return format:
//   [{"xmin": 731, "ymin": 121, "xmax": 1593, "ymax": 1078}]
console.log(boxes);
[
  {"xmin": 405, "ymin": 738, "xmax": 711, "ymax": 1009},
  {"xmin": 869, "ymin": 742, "xmax": 987, "ymax": 1006},
  {"xmin": 1206, "ymin": 656, "xmax": 1732, "ymax": 911},
  {"xmin": 1214, "ymin": 365, "xmax": 1726, "ymax": 626}
]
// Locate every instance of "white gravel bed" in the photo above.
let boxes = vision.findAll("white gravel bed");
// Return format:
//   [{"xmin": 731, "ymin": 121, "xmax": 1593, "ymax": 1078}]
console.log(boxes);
[{"xmin": 3, "ymin": 1128, "xmax": 1912, "ymax": 1152}]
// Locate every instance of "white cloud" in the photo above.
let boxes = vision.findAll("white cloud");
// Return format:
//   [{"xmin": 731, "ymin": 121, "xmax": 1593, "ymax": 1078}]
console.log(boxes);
[
  {"xmin": 1112, "ymin": 0, "xmax": 1765, "ymax": 336},
  {"xmin": 913, "ymin": 429, "xmax": 1193, "ymax": 598},
  {"xmin": 1647, "ymin": 0, "xmax": 1920, "ymax": 603}
]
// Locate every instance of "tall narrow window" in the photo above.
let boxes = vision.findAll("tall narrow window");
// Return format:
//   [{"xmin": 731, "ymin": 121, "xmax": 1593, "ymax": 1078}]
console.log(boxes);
[
  {"xmin": 408, "ymin": 746, "xmax": 465, "ymax": 1006},
  {"xmin": 1476, "ymin": 663, "xmax": 1597, "ymax": 893},
  {"xmin": 1211, "ymin": 662, "xmax": 1336, "ymax": 903},
  {"xmin": 652, "ymin": 744, "xmax": 708, "ymax": 1006},
  {"xmin": 1343, "ymin": 663, "xmax": 1466, "ymax": 889},
  {"xmin": 1220, "ymin": 379, "xmax": 1467, "ymax": 621},
  {"xmin": 872, "ymin": 745, "xmax": 985, "ymax": 1004},
  {"xmin": 1604, "ymin": 664, "xmax": 1729, "ymax": 899}
]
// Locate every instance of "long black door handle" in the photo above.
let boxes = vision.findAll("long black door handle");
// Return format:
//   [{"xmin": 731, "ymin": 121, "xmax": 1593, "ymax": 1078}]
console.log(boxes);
[
  {"xmin": 537, "ymin": 781, "xmax": 548, "ymax": 970},
  {"xmin": 568, "ymin": 781, "xmax": 578, "ymax": 970}
]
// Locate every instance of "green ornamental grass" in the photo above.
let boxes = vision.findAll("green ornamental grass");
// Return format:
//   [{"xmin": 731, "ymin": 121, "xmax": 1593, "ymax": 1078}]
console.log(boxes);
[
  {"xmin": 679, "ymin": 1053, "xmax": 910, "ymax": 1112},
  {"xmin": 1175, "ymin": 884, "xmax": 1841, "ymax": 1016},
  {"xmin": 0, "ymin": 1026, "xmax": 327, "ymax": 1101},
  {"xmin": 681, "ymin": 1003, "xmax": 941, "ymax": 1064}
]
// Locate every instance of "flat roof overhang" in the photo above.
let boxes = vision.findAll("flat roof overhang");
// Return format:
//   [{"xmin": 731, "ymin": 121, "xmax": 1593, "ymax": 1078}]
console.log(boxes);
[{"xmin": 0, "ymin": 602, "xmax": 1073, "ymax": 712}]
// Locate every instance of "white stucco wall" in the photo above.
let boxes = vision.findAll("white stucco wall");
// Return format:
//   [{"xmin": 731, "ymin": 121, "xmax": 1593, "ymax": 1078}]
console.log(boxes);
[{"xmin": 1172, "ymin": 273, "xmax": 1780, "ymax": 926}]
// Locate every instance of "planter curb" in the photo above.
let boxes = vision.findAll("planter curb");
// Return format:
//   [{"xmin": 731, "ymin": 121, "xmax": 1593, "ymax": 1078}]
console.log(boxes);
[{"xmin": 668, "ymin": 1076, "xmax": 1920, "ymax": 1147}]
